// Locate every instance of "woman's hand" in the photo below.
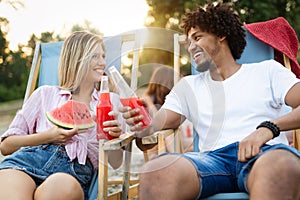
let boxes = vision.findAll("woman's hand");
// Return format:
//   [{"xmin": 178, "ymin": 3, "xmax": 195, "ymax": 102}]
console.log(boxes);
[
  {"xmin": 102, "ymin": 111, "xmax": 122, "ymax": 138},
  {"xmin": 0, "ymin": 126, "xmax": 79, "ymax": 155},
  {"xmin": 46, "ymin": 126, "xmax": 79, "ymax": 144}
]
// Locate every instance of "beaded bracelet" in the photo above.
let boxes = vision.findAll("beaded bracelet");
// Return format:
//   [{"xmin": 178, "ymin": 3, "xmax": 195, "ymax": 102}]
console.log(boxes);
[{"xmin": 256, "ymin": 121, "xmax": 280, "ymax": 138}]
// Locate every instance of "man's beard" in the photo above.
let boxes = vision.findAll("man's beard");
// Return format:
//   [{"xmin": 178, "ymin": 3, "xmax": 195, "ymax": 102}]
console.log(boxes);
[{"xmin": 196, "ymin": 59, "xmax": 215, "ymax": 73}]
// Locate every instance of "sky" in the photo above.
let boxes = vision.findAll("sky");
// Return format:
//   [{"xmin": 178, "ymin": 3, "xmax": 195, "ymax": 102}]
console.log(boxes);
[{"xmin": 0, "ymin": 0, "xmax": 150, "ymax": 50}]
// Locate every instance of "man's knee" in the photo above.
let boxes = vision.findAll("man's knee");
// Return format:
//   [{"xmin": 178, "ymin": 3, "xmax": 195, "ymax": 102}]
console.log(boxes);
[
  {"xmin": 139, "ymin": 155, "xmax": 180, "ymax": 185},
  {"xmin": 138, "ymin": 154, "xmax": 200, "ymax": 199},
  {"xmin": 139, "ymin": 155, "xmax": 180, "ymax": 199},
  {"xmin": 254, "ymin": 149, "xmax": 300, "ymax": 173},
  {"xmin": 247, "ymin": 149, "xmax": 300, "ymax": 199},
  {"xmin": 248, "ymin": 149, "xmax": 300, "ymax": 187}
]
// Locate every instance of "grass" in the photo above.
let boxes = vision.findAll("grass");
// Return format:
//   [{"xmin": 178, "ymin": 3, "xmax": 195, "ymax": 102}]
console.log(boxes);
[
  {"xmin": 0, "ymin": 99, "xmax": 23, "ymax": 136},
  {"xmin": 0, "ymin": 99, "xmax": 23, "ymax": 161},
  {"xmin": 0, "ymin": 99, "xmax": 23, "ymax": 114}
]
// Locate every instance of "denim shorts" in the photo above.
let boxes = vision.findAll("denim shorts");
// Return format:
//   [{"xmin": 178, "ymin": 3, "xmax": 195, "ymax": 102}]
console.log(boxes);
[
  {"xmin": 170, "ymin": 142, "xmax": 300, "ymax": 199},
  {"xmin": 0, "ymin": 144, "xmax": 93, "ymax": 199}
]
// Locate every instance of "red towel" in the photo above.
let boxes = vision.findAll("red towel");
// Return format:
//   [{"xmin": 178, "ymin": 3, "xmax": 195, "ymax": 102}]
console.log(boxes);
[{"xmin": 245, "ymin": 17, "xmax": 300, "ymax": 78}]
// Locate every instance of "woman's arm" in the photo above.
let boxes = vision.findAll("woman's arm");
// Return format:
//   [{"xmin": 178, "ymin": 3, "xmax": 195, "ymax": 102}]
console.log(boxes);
[
  {"xmin": 0, "ymin": 87, "xmax": 79, "ymax": 155},
  {"xmin": 0, "ymin": 126, "xmax": 78, "ymax": 155}
]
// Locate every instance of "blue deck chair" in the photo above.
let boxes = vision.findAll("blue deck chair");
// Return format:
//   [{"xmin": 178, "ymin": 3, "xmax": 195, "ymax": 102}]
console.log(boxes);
[
  {"xmin": 24, "ymin": 34, "xmax": 139, "ymax": 200},
  {"xmin": 142, "ymin": 27, "xmax": 299, "ymax": 199}
]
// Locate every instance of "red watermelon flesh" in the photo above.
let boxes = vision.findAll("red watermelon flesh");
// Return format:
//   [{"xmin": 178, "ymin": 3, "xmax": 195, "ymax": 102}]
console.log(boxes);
[{"xmin": 46, "ymin": 100, "xmax": 94, "ymax": 130}]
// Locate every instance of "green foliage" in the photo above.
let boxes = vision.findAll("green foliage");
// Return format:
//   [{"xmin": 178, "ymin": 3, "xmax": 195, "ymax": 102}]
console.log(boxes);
[
  {"xmin": 143, "ymin": 0, "xmax": 300, "ymax": 71},
  {"xmin": 145, "ymin": 0, "xmax": 195, "ymax": 32},
  {"xmin": 233, "ymin": 0, "xmax": 300, "ymax": 31},
  {"xmin": 0, "ymin": 48, "xmax": 29, "ymax": 101},
  {"xmin": 0, "ymin": 17, "xmax": 29, "ymax": 102},
  {"xmin": 71, "ymin": 20, "xmax": 103, "ymax": 36},
  {"xmin": 145, "ymin": 0, "xmax": 300, "ymax": 37}
]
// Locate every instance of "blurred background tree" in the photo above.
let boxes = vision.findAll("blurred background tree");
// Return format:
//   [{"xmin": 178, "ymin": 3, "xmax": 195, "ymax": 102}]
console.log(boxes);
[
  {"xmin": 0, "ymin": 0, "xmax": 300, "ymax": 102},
  {"xmin": 142, "ymin": 0, "xmax": 300, "ymax": 74},
  {"xmin": 145, "ymin": 0, "xmax": 300, "ymax": 36},
  {"xmin": 0, "ymin": 17, "xmax": 29, "ymax": 102}
]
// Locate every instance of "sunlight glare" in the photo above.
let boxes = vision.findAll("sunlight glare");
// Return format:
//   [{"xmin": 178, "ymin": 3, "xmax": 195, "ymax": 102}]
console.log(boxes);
[{"xmin": 0, "ymin": 0, "xmax": 149, "ymax": 50}]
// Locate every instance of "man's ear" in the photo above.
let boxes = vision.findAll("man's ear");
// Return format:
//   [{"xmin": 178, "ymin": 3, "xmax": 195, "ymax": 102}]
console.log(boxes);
[{"xmin": 219, "ymin": 36, "xmax": 226, "ymax": 42}]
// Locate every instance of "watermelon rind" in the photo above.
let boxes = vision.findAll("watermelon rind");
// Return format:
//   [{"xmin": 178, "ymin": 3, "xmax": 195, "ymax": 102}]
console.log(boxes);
[
  {"xmin": 46, "ymin": 111, "xmax": 94, "ymax": 130},
  {"xmin": 46, "ymin": 100, "xmax": 95, "ymax": 130}
]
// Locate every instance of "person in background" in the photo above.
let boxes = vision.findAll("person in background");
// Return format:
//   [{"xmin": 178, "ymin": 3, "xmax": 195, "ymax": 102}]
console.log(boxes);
[
  {"xmin": 121, "ymin": 2, "xmax": 300, "ymax": 199},
  {"xmin": 143, "ymin": 65, "xmax": 175, "ymax": 118},
  {"xmin": 0, "ymin": 31, "xmax": 124, "ymax": 200},
  {"xmin": 142, "ymin": 65, "xmax": 193, "ymax": 159}
]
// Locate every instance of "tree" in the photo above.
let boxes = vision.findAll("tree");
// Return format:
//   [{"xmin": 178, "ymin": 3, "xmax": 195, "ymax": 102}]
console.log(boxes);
[
  {"xmin": 71, "ymin": 20, "xmax": 103, "ymax": 36},
  {"xmin": 0, "ymin": 17, "xmax": 29, "ymax": 102},
  {"xmin": 0, "ymin": 17, "xmax": 9, "ymax": 67},
  {"xmin": 145, "ymin": 0, "xmax": 300, "ymax": 37},
  {"xmin": 233, "ymin": 0, "xmax": 300, "ymax": 35},
  {"xmin": 143, "ymin": 0, "xmax": 300, "ymax": 72}
]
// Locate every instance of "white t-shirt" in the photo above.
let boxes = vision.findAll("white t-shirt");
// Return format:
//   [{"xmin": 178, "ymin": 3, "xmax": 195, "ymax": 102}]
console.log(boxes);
[{"xmin": 162, "ymin": 60, "xmax": 300, "ymax": 152}]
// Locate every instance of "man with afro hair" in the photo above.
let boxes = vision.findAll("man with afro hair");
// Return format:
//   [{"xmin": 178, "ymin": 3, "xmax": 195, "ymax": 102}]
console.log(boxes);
[{"xmin": 121, "ymin": 2, "xmax": 300, "ymax": 199}]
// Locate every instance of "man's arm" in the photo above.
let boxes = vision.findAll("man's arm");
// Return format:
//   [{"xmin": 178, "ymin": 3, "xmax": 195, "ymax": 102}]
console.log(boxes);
[
  {"xmin": 239, "ymin": 82, "xmax": 300, "ymax": 162},
  {"xmin": 273, "ymin": 82, "xmax": 300, "ymax": 130},
  {"xmin": 120, "ymin": 106, "xmax": 184, "ymax": 151}
]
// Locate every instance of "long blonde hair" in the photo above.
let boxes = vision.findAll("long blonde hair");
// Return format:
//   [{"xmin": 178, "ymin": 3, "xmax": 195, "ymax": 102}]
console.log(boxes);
[{"xmin": 58, "ymin": 31, "xmax": 105, "ymax": 92}]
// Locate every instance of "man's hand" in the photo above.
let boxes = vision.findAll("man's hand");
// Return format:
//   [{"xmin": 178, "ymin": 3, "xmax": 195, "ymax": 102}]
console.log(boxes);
[
  {"xmin": 119, "ymin": 104, "xmax": 145, "ymax": 132},
  {"xmin": 238, "ymin": 127, "xmax": 273, "ymax": 162}
]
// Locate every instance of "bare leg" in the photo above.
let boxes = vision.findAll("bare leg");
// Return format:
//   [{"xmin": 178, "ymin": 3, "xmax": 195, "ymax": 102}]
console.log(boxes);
[
  {"xmin": 0, "ymin": 169, "xmax": 36, "ymax": 200},
  {"xmin": 139, "ymin": 154, "xmax": 200, "ymax": 200},
  {"xmin": 34, "ymin": 172, "xmax": 84, "ymax": 200},
  {"xmin": 247, "ymin": 149, "xmax": 300, "ymax": 200}
]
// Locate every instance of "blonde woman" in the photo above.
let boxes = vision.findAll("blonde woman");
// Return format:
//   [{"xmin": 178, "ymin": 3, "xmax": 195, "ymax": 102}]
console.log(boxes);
[{"xmin": 0, "ymin": 31, "xmax": 123, "ymax": 200}]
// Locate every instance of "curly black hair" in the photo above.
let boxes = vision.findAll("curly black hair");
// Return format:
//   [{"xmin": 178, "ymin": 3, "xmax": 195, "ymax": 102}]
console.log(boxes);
[{"xmin": 181, "ymin": 2, "xmax": 246, "ymax": 60}]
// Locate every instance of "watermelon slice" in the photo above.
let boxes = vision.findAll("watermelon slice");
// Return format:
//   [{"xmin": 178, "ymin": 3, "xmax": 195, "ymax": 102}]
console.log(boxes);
[{"xmin": 46, "ymin": 100, "xmax": 94, "ymax": 130}]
